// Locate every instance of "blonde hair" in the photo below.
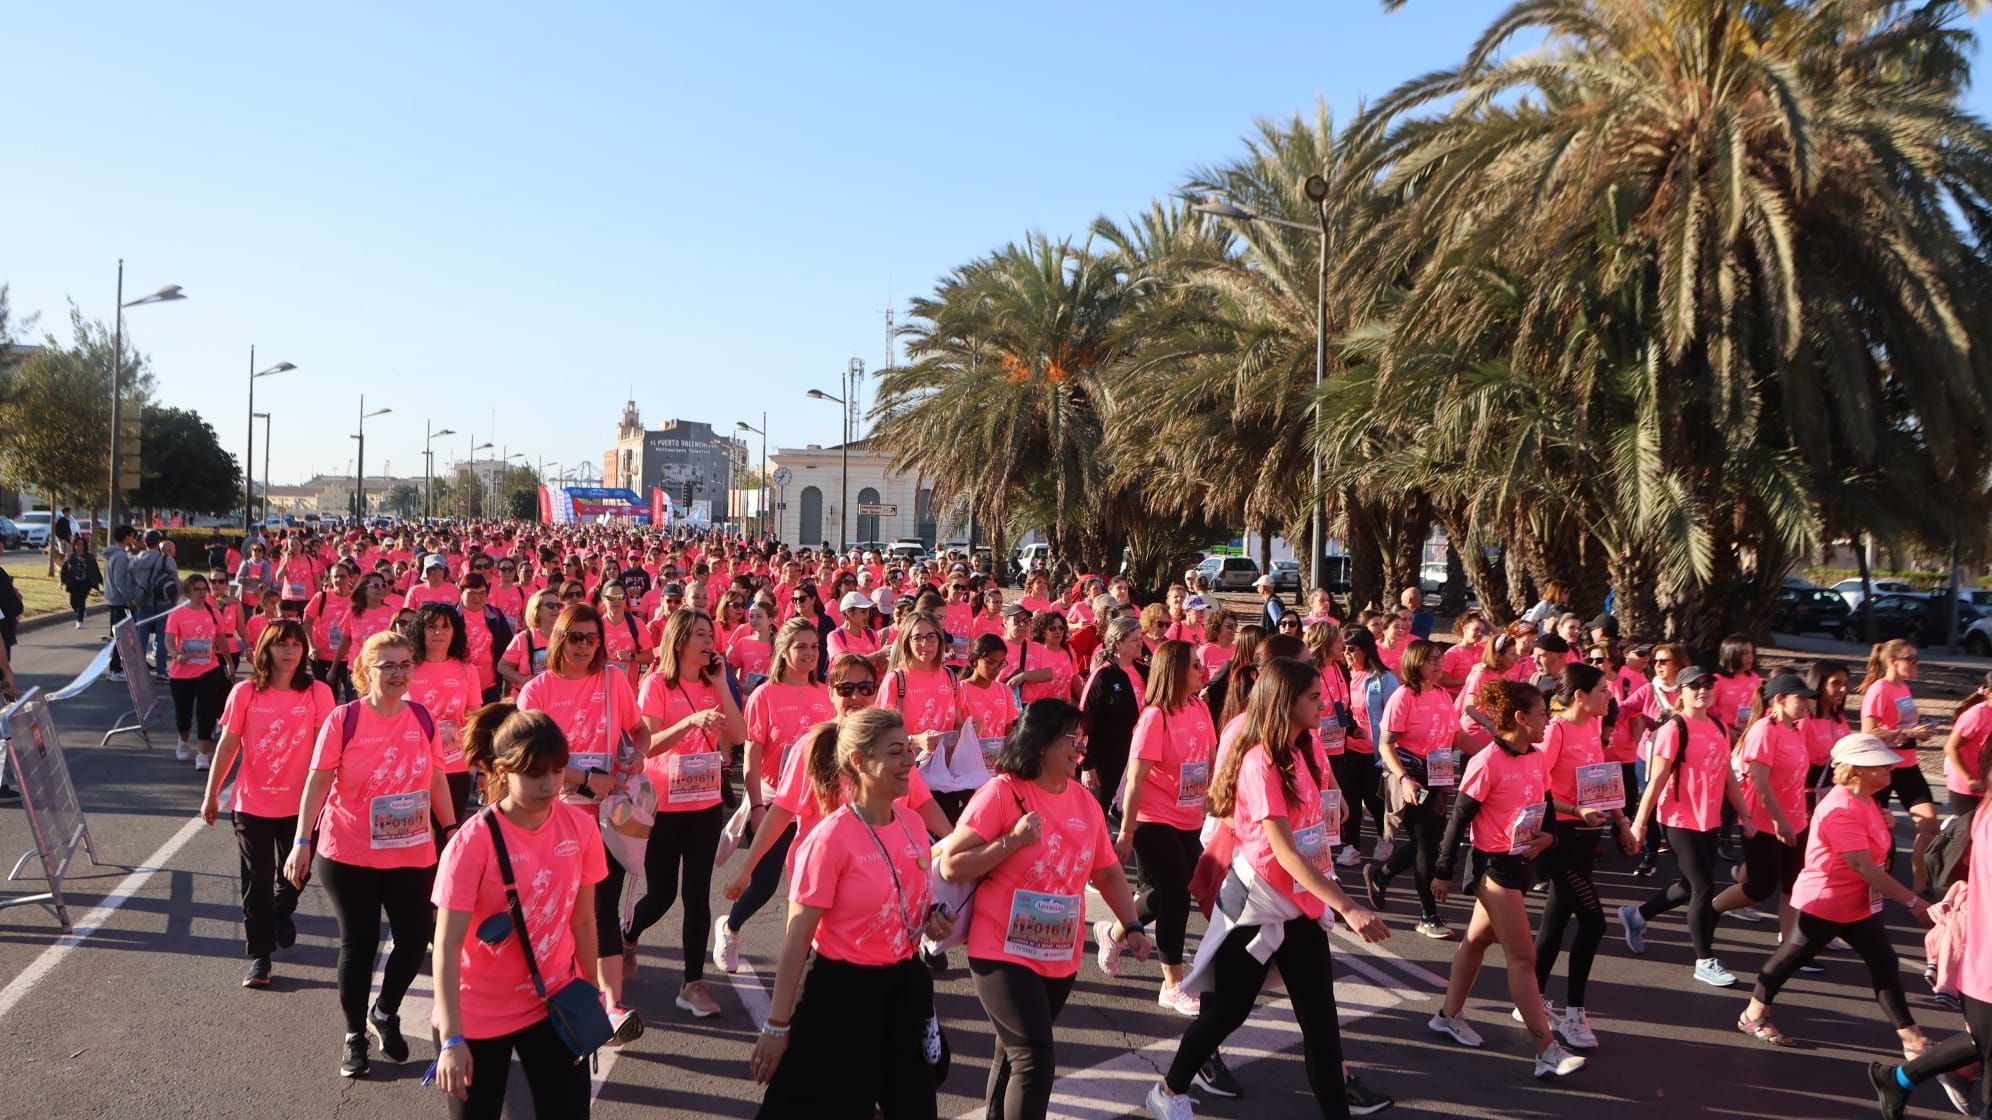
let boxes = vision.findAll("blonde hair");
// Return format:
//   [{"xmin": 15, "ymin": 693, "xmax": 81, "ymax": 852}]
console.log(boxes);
[
  {"xmin": 889, "ymin": 610, "xmax": 946, "ymax": 671},
  {"xmin": 804, "ymin": 707, "xmax": 905, "ymax": 813},
  {"xmin": 349, "ymin": 630, "xmax": 415, "ymax": 695},
  {"xmin": 771, "ymin": 617, "xmax": 824, "ymax": 684}
]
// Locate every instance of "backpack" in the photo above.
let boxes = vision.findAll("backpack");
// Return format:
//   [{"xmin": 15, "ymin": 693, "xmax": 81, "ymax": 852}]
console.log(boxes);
[
  {"xmin": 1657, "ymin": 712, "xmax": 1727, "ymax": 799},
  {"xmin": 340, "ymin": 699, "xmax": 437, "ymax": 745},
  {"xmin": 1927, "ymin": 807, "xmax": 1975, "ymax": 893}
]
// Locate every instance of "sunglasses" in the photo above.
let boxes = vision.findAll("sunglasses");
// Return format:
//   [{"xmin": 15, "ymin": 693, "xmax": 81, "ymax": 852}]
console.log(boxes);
[
  {"xmin": 1651, "ymin": 657, "xmax": 1674, "ymax": 665},
  {"xmin": 831, "ymin": 681, "xmax": 878, "ymax": 697},
  {"xmin": 1587, "ymin": 656, "xmax": 1606, "ymax": 665},
  {"xmin": 567, "ymin": 632, "xmax": 601, "ymax": 645}
]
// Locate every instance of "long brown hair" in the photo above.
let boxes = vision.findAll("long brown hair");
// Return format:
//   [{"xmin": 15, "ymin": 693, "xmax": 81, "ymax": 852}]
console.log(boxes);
[
  {"xmin": 546, "ymin": 603, "xmax": 606, "ymax": 676},
  {"xmin": 771, "ymin": 616, "xmax": 824, "ymax": 685},
  {"xmin": 657, "ymin": 608, "xmax": 718, "ymax": 686},
  {"xmin": 1143, "ymin": 639, "xmax": 1196, "ymax": 711},
  {"xmin": 1209, "ymin": 658, "xmax": 1322, "ymax": 818},
  {"xmin": 1219, "ymin": 633, "xmax": 1306, "ymax": 730},
  {"xmin": 249, "ymin": 618, "xmax": 314, "ymax": 691},
  {"xmin": 462, "ymin": 702, "xmax": 570, "ymax": 778}
]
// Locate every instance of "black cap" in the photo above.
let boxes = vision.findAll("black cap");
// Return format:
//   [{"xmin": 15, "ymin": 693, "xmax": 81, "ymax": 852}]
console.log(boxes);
[
  {"xmin": 1765, "ymin": 673, "xmax": 1819, "ymax": 700},
  {"xmin": 1588, "ymin": 612, "xmax": 1619, "ymax": 638},
  {"xmin": 1535, "ymin": 632, "xmax": 1570, "ymax": 654},
  {"xmin": 1677, "ymin": 666, "xmax": 1714, "ymax": 688}
]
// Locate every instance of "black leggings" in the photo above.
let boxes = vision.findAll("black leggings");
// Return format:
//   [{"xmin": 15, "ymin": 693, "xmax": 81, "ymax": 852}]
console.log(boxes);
[
  {"xmin": 596, "ymin": 840, "xmax": 631, "ymax": 957},
  {"xmin": 624, "ymin": 803, "xmax": 724, "ymax": 983},
  {"xmin": 1902, "ymin": 996, "xmax": 1992, "ymax": 1088},
  {"xmin": 1132, "ymin": 823, "xmax": 1203, "ymax": 966},
  {"xmin": 234, "ymin": 812, "xmax": 299, "ymax": 960},
  {"xmin": 1639, "ymin": 825, "xmax": 1720, "ymax": 958},
  {"xmin": 1739, "ymin": 830, "xmax": 1804, "ymax": 904},
  {"xmin": 758, "ymin": 956, "xmax": 936, "ymax": 1120},
  {"xmin": 1753, "ymin": 910, "xmax": 1913, "ymax": 1028},
  {"xmin": 1535, "ymin": 824, "xmax": 1605, "ymax": 1007},
  {"xmin": 1379, "ymin": 794, "xmax": 1443, "ymax": 917},
  {"xmin": 968, "ymin": 957, "xmax": 1077, "ymax": 1120},
  {"xmin": 314, "ymin": 856, "xmax": 435, "ymax": 1035},
  {"xmin": 1330, "ymin": 752, "xmax": 1381, "ymax": 850},
  {"xmin": 169, "ymin": 666, "xmax": 229, "ymax": 741},
  {"xmin": 1163, "ymin": 919, "xmax": 1348, "ymax": 1118},
  {"xmin": 727, "ymin": 820, "xmax": 795, "ymax": 934},
  {"xmin": 450, "ymin": 1014, "xmax": 591, "ymax": 1120}
]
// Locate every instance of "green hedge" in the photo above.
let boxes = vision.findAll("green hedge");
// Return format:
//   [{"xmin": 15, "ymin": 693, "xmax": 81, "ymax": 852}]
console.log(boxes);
[{"xmin": 1799, "ymin": 566, "xmax": 1989, "ymax": 591}]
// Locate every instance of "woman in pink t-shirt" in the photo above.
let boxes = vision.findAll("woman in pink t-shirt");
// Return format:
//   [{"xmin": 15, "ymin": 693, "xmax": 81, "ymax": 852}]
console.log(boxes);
[
  {"xmin": 1367, "ymin": 640, "xmax": 1482, "ymax": 939},
  {"xmin": 1438, "ymin": 612, "xmax": 1490, "ymax": 693},
  {"xmin": 747, "ymin": 707, "xmax": 951, "ymax": 1117},
  {"xmin": 404, "ymin": 602, "xmax": 484, "ymax": 826},
  {"xmin": 1148, "ymin": 658, "xmax": 1388, "ymax": 1115},
  {"xmin": 1738, "ymin": 734, "xmax": 1933, "ymax": 1053},
  {"xmin": 431, "ymin": 705, "xmax": 609, "ymax": 1116},
  {"xmin": 1114, "ymin": 641, "xmax": 1216, "ymax": 1015},
  {"xmin": 165, "ymin": 573, "xmax": 234, "ymax": 770},
  {"xmin": 1942, "ymin": 672, "xmax": 1992, "ymax": 815},
  {"xmin": 332, "ymin": 571, "xmax": 397, "ymax": 703},
  {"xmin": 1712, "ymin": 675, "xmax": 1816, "ymax": 939},
  {"xmin": 1195, "ymin": 609, "xmax": 1238, "ymax": 684},
  {"xmin": 1022, "ymin": 611, "xmax": 1081, "ymax": 705},
  {"xmin": 959, "ymin": 633, "xmax": 1021, "ymax": 756},
  {"xmin": 1425, "ymin": 677, "xmax": 1585, "ymax": 1077},
  {"xmin": 719, "ymin": 618, "xmax": 833, "ymax": 971},
  {"xmin": 727, "ymin": 602, "xmax": 776, "ymax": 682},
  {"xmin": 628, "ymin": 608, "xmax": 746, "ymax": 1019},
  {"xmin": 827, "ymin": 591, "xmax": 884, "ymax": 664},
  {"xmin": 199, "ymin": 619, "xmax": 336, "ymax": 987},
  {"xmin": 284, "ymin": 630, "xmax": 456, "ymax": 1079},
  {"xmin": 1710, "ymin": 634, "xmax": 1762, "ymax": 733},
  {"xmin": 881, "ymin": 613, "xmax": 967, "ymax": 800},
  {"xmin": 1859, "ymin": 639, "xmax": 1941, "ymax": 893},
  {"xmin": 594, "ymin": 582, "xmax": 653, "ymax": 686},
  {"xmin": 1622, "ymin": 666, "xmax": 1757, "ymax": 987},
  {"xmin": 496, "ymin": 589, "xmax": 561, "ymax": 696}
]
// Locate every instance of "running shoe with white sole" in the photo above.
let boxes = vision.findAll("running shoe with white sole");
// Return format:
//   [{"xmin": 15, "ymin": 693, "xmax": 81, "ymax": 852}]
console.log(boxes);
[
  {"xmin": 1336, "ymin": 846, "xmax": 1362, "ymax": 868},
  {"xmin": 1343, "ymin": 1074, "xmax": 1393, "ymax": 1116},
  {"xmin": 608, "ymin": 1004, "xmax": 645, "ymax": 1047},
  {"xmin": 1510, "ymin": 998, "xmax": 1561, "ymax": 1027},
  {"xmin": 1693, "ymin": 957, "xmax": 1737, "ymax": 987},
  {"xmin": 1617, "ymin": 904, "xmax": 1647, "ymax": 955},
  {"xmin": 714, "ymin": 921, "xmax": 742, "ymax": 974},
  {"xmin": 175, "ymin": 738, "xmax": 194, "ymax": 762},
  {"xmin": 1146, "ymin": 1082, "xmax": 1196, "ymax": 1120},
  {"xmin": 676, "ymin": 980, "xmax": 721, "ymax": 1018},
  {"xmin": 1415, "ymin": 917, "xmax": 1455, "ymax": 940},
  {"xmin": 1533, "ymin": 1040, "xmax": 1588, "ymax": 1079},
  {"xmin": 1936, "ymin": 1071, "xmax": 1972, "ymax": 1115},
  {"xmin": 1556, "ymin": 1006, "xmax": 1599, "ymax": 1050},
  {"xmin": 194, "ymin": 752, "xmax": 211, "ymax": 772},
  {"xmin": 242, "ymin": 956, "xmax": 272, "ymax": 989},
  {"xmin": 368, "ymin": 1004, "xmax": 409, "ymax": 1062},
  {"xmin": 1194, "ymin": 1052, "xmax": 1243, "ymax": 1098},
  {"xmin": 1158, "ymin": 984, "xmax": 1200, "ymax": 1017},
  {"xmin": 1868, "ymin": 1061, "xmax": 1910, "ymax": 1120},
  {"xmin": 1093, "ymin": 919, "xmax": 1124, "ymax": 978},
  {"xmin": 339, "ymin": 1034, "xmax": 370, "ymax": 1078},
  {"xmin": 1428, "ymin": 1011, "xmax": 1484, "ymax": 1048},
  {"xmin": 1731, "ymin": 905, "xmax": 1768, "ymax": 922}
]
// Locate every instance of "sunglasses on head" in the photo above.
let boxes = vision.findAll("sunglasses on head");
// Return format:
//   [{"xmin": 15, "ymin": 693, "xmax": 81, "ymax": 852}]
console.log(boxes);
[{"xmin": 831, "ymin": 680, "xmax": 878, "ymax": 697}]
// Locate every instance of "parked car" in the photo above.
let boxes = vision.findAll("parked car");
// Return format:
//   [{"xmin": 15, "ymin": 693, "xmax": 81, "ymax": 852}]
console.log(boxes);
[
  {"xmin": 14, "ymin": 511, "xmax": 50, "ymax": 549},
  {"xmin": 1965, "ymin": 616, "xmax": 1992, "ymax": 657},
  {"xmin": 1841, "ymin": 593, "xmax": 1939, "ymax": 644},
  {"xmin": 1771, "ymin": 586, "xmax": 1851, "ymax": 636},
  {"xmin": 1186, "ymin": 554, "xmax": 1262, "ymax": 591},
  {"xmin": 1269, "ymin": 559, "xmax": 1300, "ymax": 593},
  {"xmin": 1419, "ymin": 560, "xmax": 1449, "ymax": 596},
  {"xmin": 0, "ymin": 516, "xmax": 21, "ymax": 550},
  {"xmin": 887, "ymin": 540, "xmax": 926, "ymax": 563},
  {"xmin": 1833, "ymin": 577, "xmax": 1916, "ymax": 611}
]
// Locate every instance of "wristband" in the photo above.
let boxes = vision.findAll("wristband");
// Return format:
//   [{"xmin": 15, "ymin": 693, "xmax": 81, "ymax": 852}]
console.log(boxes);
[
  {"xmin": 440, "ymin": 1035, "xmax": 466, "ymax": 1051},
  {"xmin": 294, "ymin": 838, "xmax": 312, "ymax": 847}
]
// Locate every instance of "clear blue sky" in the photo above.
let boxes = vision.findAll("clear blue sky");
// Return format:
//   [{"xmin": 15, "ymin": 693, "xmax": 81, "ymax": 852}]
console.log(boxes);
[{"xmin": 6, "ymin": 1, "xmax": 1990, "ymax": 494}]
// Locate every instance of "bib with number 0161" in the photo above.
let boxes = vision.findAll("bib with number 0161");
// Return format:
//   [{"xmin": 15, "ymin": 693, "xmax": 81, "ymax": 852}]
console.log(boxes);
[
  {"xmin": 1425, "ymin": 748, "xmax": 1458, "ymax": 788},
  {"xmin": 1002, "ymin": 890, "xmax": 1082, "ymax": 961},
  {"xmin": 1575, "ymin": 762, "xmax": 1625, "ymax": 811},
  {"xmin": 370, "ymin": 791, "xmax": 431, "ymax": 849}
]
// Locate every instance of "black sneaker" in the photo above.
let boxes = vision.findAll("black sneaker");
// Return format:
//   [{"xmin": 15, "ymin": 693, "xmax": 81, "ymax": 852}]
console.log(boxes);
[
  {"xmin": 276, "ymin": 913, "xmax": 297, "ymax": 950},
  {"xmin": 242, "ymin": 957, "xmax": 272, "ymax": 989},
  {"xmin": 1194, "ymin": 1051, "xmax": 1244, "ymax": 1099},
  {"xmin": 0, "ymin": 786, "xmax": 19, "ymax": 803},
  {"xmin": 1868, "ymin": 1062, "xmax": 1909, "ymax": 1120},
  {"xmin": 368, "ymin": 1005, "xmax": 409, "ymax": 1063},
  {"xmin": 1345, "ymin": 1073, "xmax": 1394, "ymax": 1116},
  {"xmin": 1633, "ymin": 857, "xmax": 1658, "ymax": 878},
  {"xmin": 1362, "ymin": 864, "xmax": 1387, "ymax": 911},
  {"xmin": 340, "ymin": 1034, "xmax": 370, "ymax": 1078}
]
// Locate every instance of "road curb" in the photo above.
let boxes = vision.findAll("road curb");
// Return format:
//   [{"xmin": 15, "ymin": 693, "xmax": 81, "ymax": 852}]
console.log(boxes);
[{"xmin": 14, "ymin": 604, "xmax": 106, "ymax": 637}]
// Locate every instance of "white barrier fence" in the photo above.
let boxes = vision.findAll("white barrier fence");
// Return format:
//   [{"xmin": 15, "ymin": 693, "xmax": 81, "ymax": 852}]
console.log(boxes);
[{"xmin": 0, "ymin": 689, "xmax": 107, "ymax": 932}]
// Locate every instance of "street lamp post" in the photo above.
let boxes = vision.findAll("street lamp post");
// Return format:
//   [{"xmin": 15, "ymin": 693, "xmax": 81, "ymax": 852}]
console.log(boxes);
[
  {"xmin": 806, "ymin": 359, "xmax": 862, "ymax": 551},
  {"xmin": 1191, "ymin": 185, "xmax": 1332, "ymax": 596},
  {"xmin": 107, "ymin": 261, "xmax": 185, "ymax": 534},
  {"xmin": 737, "ymin": 414, "xmax": 767, "ymax": 539},
  {"xmin": 253, "ymin": 413, "xmax": 271, "ymax": 525},
  {"xmin": 465, "ymin": 439, "xmax": 493, "ymax": 519},
  {"xmin": 425, "ymin": 422, "xmax": 457, "ymax": 521},
  {"xmin": 245, "ymin": 348, "xmax": 297, "ymax": 532},
  {"xmin": 353, "ymin": 397, "xmax": 392, "ymax": 519}
]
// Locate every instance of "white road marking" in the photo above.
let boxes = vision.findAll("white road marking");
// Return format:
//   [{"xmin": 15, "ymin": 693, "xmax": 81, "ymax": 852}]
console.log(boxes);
[{"xmin": 0, "ymin": 814, "xmax": 205, "ymax": 1019}]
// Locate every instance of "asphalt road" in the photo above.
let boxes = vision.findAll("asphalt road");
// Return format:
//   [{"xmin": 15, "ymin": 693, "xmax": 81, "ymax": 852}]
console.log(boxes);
[{"xmin": 0, "ymin": 620, "xmax": 1971, "ymax": 1119}]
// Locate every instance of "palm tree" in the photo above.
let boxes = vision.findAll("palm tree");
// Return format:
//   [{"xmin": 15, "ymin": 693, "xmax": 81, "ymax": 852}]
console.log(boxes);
[{"xmin": 1351, "ymin": 0, "xmax": 1992, "ymax": 645}]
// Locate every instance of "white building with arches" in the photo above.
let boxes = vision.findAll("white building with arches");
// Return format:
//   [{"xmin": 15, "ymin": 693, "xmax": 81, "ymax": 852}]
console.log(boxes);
[{"xmin": 767, "ymin": 439, "xmax": 944, "ymax": 550}]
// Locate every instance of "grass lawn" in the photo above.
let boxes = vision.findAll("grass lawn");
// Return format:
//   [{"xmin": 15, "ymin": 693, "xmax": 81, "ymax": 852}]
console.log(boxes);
[{"xmin": 0, "ymin": 554, "xmax": 92, "ymax": 618}]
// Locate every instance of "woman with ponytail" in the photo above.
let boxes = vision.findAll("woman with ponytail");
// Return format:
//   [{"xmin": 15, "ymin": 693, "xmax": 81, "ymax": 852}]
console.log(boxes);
[
  {"xmin": 1859, "ymin": 639, "xmax": 1941, "ymax": 894},
  {"xmin": 747, "ymin": 707, "xmax": 952, "ymax": 1119}
]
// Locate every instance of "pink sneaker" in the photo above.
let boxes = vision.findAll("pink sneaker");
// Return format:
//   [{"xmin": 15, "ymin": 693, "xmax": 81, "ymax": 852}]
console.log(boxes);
[
  {"xmin": 1158, "ymin": 984, "xmax": 1200, "ymax": 1017},
  {"xmin": 1092, "ymin": 920, "xmax": 1123, "ymax": 978}
]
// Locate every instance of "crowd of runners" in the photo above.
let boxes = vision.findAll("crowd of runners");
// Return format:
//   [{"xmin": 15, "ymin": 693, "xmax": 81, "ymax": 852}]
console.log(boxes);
[{"xmin": 88, "ymin": 516, "xmax": 1992, "ymax": 1118}]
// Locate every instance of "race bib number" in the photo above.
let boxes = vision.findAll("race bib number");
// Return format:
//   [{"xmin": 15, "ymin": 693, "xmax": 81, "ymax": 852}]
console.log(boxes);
[
  {"xmin": 569, "ymin": 750, "xmax": 613, "ymax": 777},
  {"xmin": 665, "ymin": 751, "xmax": 723, "ymax": 804},
  {"xmin": 1895, "ymin": 696, "xmax": 1917, "ymax": 726},
  {"xmin": 438, "ymin": 719, "xmax": 462, "ymax": 766},
  {"xmin": 283, "ymin": 581, "xmax": 307, "ymax": 600},
  {"xmin": 1317, "ymin": 716, "xmax": 1345, "ymax": 757},
  {"xmin": 1321, "ymin": 788, "xmax": 1343, "ymax": 831},
  {"xmin": 981, "ymin": 736, "xmax": 1007, "ymax": 761},
  {"xmin": 369, "ymin": 791, "xmax": 431, "ymax": 849},
  {"xmin": 1575, "ymin": 762, "xmax": 1625, "ymax": 811},
  {"xmin": 1002, "ymin": 890, "xmax": 1082, "ymax": 962},
  {"xmin": 181, "ymin": 637, "xmax": 213, "ymax": 664},
  {"xmin": 531, "ymin": 649, "xmax": 549, "ymax": 674},
  {"xmin": 1509, "ymin": 802, "xmax": 1546, "ymax": 855},
  {"xmin": 328, "ymin": 623, "xmax": 344, "ymax": 649},
  {"xmin": 1736, "ymin": 704, "xmax": 1753, "ymax": 725},
  {"xmin": 1425, "ymin": 747, "xmax": 1458, "ymax": 788},
  {"xmin": 1176, "ymin": 759, "xmax": 1210, "ymax": 809},
  {"xmin": 1290, "ymin": 821, "xmax": 1334, "ymax": 895}
]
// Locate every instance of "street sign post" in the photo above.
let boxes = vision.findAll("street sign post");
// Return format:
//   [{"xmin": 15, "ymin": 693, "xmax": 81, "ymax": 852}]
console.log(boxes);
[{"xmin": 857, "ymin": 503, "xmax": 897, "ymax": 516}]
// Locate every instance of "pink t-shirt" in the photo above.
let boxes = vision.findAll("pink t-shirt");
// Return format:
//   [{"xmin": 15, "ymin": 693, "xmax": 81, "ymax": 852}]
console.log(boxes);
[
  {"xmin": 501, "ymin": 630, "xmax": 550, "ymax": 685},
  {"xmin": 883, "ymin": 664, "xmax": 962, "ymax": 737},
  {"xmin": 599, "ymin": 612, "xmax": 653, "ymax": 684},
  {"xmin": 1653, "ymin": 715, "xmax": 1729, "ymax": 832},
  {"xmin": 1711, "ymin": 671, "xmax": 1760, "ymax": 729},
  {"xmin": 1382, "ymin": 685, "xmax": 1455, "ymax": 760},
  {"xmin": 305, "ymin": 593, "xmax": 352, "ymax": 659},
  {"xmin": 827, "ymin": 627, "xmax": 882, "ymax": 660},
  {"xmin": 1789, "ymin": 784, "xmax": 1889, "ymax": 923},
  {"xmin": 1128, "ymin": 703, "xmax": 1217, "ymax": 830},
  {"xmin": 1455, "ymin": 664, "xmax": 1497, "ymax": 749},
  {"xmin": 1738, "ymin": 718, "xmax": 1811, "ymax": 833},
  {"xmin": 1021, "ymin": 645, "xmax": 1079, "ymax": 705},
  {"xmin": 636, "ymin": 673, "xmax": 726, "ymax": 812},
  {"xmin": 1861, "ymin": 678, "xmax": 1922, "ymax": 769},
  {"xmin": 1539, "ymin": 717, "xmax": 1603, "ymax": 811},
  {"xmin": 789, "ymin": 804, "xmax": 934, "ymax": 967},
  {"xmin": 410, "ymin": 659, "xmax": 482, "ymax": 774},
  {"xmin": 461, "ymin": 608, "xmax": 499, "ymax": 692},
  {"xmin": 1195, "ymin": 643, "xmax": 1235, "ymax": 682},
  {"xmin": 487, "ymin": 584, "xmax": 525, "ymax": 631},
  {"xmin": 342, "ymin": 606, "xmax": 398, "ymax": 664},
  {"xmin": 728, "ymin": 634, "xmax": 773, "ymax": 679},
  {"xmin": 403, "ymin": 582, "xmax": 460, "ymax": 610},
  {"xmin": 1799, "ymin": 713, "xmax": 1851, "ymax": 768},
  {"xmin": 960, "ymin": 679, "xmax": 1020, "ymax": 741},
  {"xmin": 309, "ymin": 702, "xmax": 445, "ymax": 869},
  {"xmin": 1231, "ymin": 743, "xmax": 1332, "ymax": 920},
  {"xmin": 517, "ymin": 670, "xmax": 641, "ymax": 783},
  {"xmin": 1950, "ymin": 704, "xmax": 1992, "ymax": 795},
  {"xmin": 773, "ymin": 732, "xmax": 935, "ymax": 857},
  {"xmin": 744, "ymin": 681, "xmax": 834, "ymax": 789},
  {"xmin": 959, "ymin": 775, "xmax": 1117, "ymax": 976},
  {"xmin": 1964, "ymin": 805, "xmax": 1992, "ymax": 1001},
  {"xmin": 1378, "ymin": 636, "xmax": 1410, "ymax": 675},
  {"xmin": 432, "ymin": 803, "xmax": 607, "ymax": 1037},
  {"xmin": 1458, "ymin": 743, "xmax": 1548, "ymax": 854},
  {"xmin": 165, "ymin": 603, "xmax": 224, "ymax": 680},
  {"xmin": 1440, "ymin": 643, "xmax": 1483, "ymax": 690},
  {"xmin": 218, "ymin": 680, "xmax": 336, "ymax": 817}
]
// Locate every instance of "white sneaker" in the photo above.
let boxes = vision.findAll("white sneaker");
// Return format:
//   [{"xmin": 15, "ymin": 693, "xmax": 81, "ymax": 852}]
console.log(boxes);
[
  {"xmin": 1146, "ymin": 1081, "xmax": 1196, "ymax": 1120},
  {"xmin": 713, "ymin": 921, "xmax": 741, "ymax": 974},
  {"xmin": 1556, "ymin": 1006, "xmax": 1599, "ymax": 1050},
  {"xmin": 1158, "ymin": 984, "xmax": 1200, "ymax": 1017},
  {"xmin": 1534, "ymin": 1040, "xmax": 1588, "ymax": 1079},
  {"xmin": 194, "ymin": 752, "xmax": 210, "ymax": 772},
  {"xmin": 1372, "ymin": 839, "xmax": 1396, "ymax": 864},
  {"xmin": 1693, "ymin": 957, "xmax": 1737, "ymax": 987},
  {"xmin": 1936, "ymin": 1071, "xmax": 1971, "ymax": 1114},
  {"xmin": 1093, "ymin": 919, "xmax": 1123, "ymax": 978},
  {"xmin": 175, "ymin": 739, "xmax": 194, "ymax": 762},
  {"xmin": 1511, "ymin": 998, "xmax": 1561, "ymax": 1027},
  {"xmin": 1428, "ymin": 1011, "xmax": 1484, "ymax": 1048},
  {"xmin": 1731, "ymin": 906, "xmax": 1769, "ymax": 922},
  {"xmin": 1336, "ymin": 846, "xmax": 1362, "ymax": 868}
]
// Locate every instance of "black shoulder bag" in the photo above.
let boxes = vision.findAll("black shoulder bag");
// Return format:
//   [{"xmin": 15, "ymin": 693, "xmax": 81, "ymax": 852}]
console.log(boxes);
[{"xmin": 484, "ymin": 807, "xmax": 616, "ymax": 1062}]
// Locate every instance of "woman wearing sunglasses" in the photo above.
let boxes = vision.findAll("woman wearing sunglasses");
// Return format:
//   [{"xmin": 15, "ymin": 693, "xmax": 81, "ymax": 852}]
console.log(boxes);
[
  {"xmin": 332, "ymin": 571, "xmax": 399, "ymax": 704},
  {"xmin": 1860, "ymin": 639, "xmax": 1942, "ymax": 895},
  {"xmin": 432, "ymin": 706, "xmax": 607, "ymax": 1119},
  {"xmin": 593, "ymin": 583, "xmax": 653, "ymax": 685},
  {"xmin": 1620, "ymin": 642, "xmax": 1686, "ymax": 875},
  {"xmin": 403, "ymin": 602, "xmax": 482, "ymax": 830},
  {"xmin": 497, "ymin": 589, "xmax": 562, "ymax": 696},
  {"xmin": 719, "ymin": 619, "xmax": 834, "ymax": 973},
  {"xmin": 748, "ymin": 708, "xmax": 954, "ymax": 1119},
  {"xmin": 790, "ymin": 583, "xmax": 833, "ymax": 646},
  {"xmin": 628, "ymin": 608, "xmax": 747, "ymax": 1019},
  {"xmin": 486, "ymin": 559, "xmax": 526, "ymax": 632},
  {"xmin": 285, "ymin": 630, "xmax": 458, "ymax": 1080}
]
